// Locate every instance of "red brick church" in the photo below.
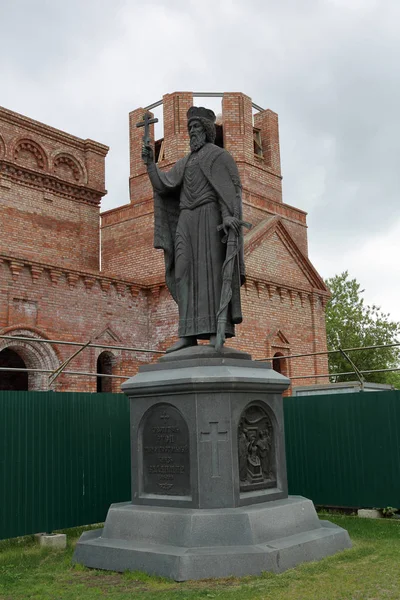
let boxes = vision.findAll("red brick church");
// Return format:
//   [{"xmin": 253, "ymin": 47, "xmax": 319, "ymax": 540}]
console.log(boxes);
[{"xmin": 0, "ymin": 91, "xmax": 329, "ymax": 393}]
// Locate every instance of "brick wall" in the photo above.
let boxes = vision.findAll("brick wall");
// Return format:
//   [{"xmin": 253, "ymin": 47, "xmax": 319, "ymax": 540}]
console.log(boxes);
[
  {"xmin": 0, "ymin": 106, "xmax": 151, "ymax": 392},
  {"xmin": 0, "ymin": 93, "xmax": 329, "ymax": 392},
  {"xmin": 0, "ymin": 106, "xmax": 108, "ymax": 272},
  {"xmin": 0, "ymin": 255, "xmax": 149, "ymax": 392}
]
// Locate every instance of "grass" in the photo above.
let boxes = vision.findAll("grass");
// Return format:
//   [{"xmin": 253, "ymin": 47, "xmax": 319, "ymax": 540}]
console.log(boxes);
[{"xmin": 1, "ymin": 515, "xmax": 400, "ymax": 599}]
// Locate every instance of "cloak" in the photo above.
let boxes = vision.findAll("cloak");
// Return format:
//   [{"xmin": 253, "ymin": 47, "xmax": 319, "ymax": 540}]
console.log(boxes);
[{"xmin": 152, "ymin": 143, "xmax": 245, "ymax": 325}]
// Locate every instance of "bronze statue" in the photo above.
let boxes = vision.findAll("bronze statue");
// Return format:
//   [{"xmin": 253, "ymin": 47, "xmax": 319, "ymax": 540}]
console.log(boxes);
[{"xmin": 140, "ymin": 107, "xmax": 248, "ymax": 354}]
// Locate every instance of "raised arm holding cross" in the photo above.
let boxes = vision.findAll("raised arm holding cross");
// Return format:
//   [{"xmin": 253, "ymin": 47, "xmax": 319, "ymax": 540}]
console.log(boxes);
[{"xmin": 136, "ymin": 112, "xmax": 158, "ymax": 165}]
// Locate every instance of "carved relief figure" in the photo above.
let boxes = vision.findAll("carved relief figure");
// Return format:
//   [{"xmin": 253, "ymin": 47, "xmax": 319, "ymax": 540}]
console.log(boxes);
[
  {"xmin": 246, "ymin": 430, "xmax": 264, "ymax": 482},
  {"xmin": 256, "ymin": 427, "xmax": 273, "ymax": 479},
  {"xmin": 238, "ymin": 405, "xmax": 276, "ymax": 491},
  {"xmin": 238, "ymin": 420, "xmax": 248, "ymax": 482}
]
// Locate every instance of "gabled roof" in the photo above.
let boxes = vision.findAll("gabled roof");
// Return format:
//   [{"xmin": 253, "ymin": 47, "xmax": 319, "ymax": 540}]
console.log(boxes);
[
  {"xmin": 244, "ymin": 216, "xmax": 329, "ymax": 293},
  {"xmin": 266, "ymin": 329, "xmax": 291, "ymax": 346},
  {"xmin": 93, "ymin": 325, "xmax": 121, "ymax": 344}
]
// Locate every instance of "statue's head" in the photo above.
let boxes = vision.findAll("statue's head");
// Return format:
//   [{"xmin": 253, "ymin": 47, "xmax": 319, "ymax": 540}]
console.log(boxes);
[{"xmin": 187, "ymin": 106, "xmax": 216, "ymax": 151}]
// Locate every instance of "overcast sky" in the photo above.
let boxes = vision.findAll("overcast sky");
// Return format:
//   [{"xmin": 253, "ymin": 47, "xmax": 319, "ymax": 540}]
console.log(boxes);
[{"xmin": 1, "ymin": 0, "xmax": 399, "ymax": 321}]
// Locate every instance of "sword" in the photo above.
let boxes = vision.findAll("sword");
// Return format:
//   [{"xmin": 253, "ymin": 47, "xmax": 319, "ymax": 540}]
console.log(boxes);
[{"xmin": 215, "ymin": 220, "xmax": 251, "ymax": 352}]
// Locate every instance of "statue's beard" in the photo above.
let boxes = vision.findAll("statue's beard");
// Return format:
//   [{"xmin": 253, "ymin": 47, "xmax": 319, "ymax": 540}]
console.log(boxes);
[{"xmin": 190, "ymin": 131, "xmax": 206, "ymax": 152}]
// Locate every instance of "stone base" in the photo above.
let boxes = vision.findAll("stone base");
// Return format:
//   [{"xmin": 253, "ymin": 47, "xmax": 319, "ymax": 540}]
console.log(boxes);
[
  {"xmin": 39, "ymin": 533, "xmax": 67, "ymax": 549},
  {"xmin": 358, "ymin": 509, "xmax": 381, "ymax": 519},
  {"xmin": 73, "ymin": 496, "xmax": 351, "ymax": 581},
  {"xmin": 157, "ymin": 344, "xmax": 252, "ymax": 363}
]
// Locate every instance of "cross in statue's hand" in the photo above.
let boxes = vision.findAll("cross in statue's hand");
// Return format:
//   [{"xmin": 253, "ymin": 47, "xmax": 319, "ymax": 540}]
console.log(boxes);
[
  {"xmin": 136, "ymin": 112, "xmax": 158, "ymax": 165},
  {"xmin": 136, "ymin": 112, "xmax": 158, "ymax": 144}
]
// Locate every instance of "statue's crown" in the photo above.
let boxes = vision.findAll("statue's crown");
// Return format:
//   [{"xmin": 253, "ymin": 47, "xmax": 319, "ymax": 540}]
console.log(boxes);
[{"xmin": 187, "ymin": 106, "xmax": 216, "ymax": 123}]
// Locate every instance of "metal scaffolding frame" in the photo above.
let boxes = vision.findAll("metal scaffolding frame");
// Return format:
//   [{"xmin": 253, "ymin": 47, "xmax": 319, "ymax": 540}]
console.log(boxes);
[
  {"xmin": 0, "ymin": 334, "xmax": 164, "ymax": 387},
  {"xmin": 0, "ymin": 334, "xmax": 165, "ymax": 354},
  {"xmin": 144, "ymin": 93, "xmax": 265, "ymax": 113},
  {"xmin": 0, "ymin": 334, "xmax": 399, "ymax": 385}
]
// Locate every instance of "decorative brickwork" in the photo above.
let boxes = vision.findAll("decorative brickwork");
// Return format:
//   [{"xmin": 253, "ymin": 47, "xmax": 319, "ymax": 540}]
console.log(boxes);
[
  {"xmin": 0, "ymin": 93, "xmax": 329, "ymax": 392},
  {"xmin": 14, "ymin": 138, "xmax": 47, "ymax": 170},
  {"xmin": 0, "ymin": 134, "xmax": 5, "ymax": 158},
  {"xmin": 53, "ymin": 153, "xmax": 85, "ymax": 183}
]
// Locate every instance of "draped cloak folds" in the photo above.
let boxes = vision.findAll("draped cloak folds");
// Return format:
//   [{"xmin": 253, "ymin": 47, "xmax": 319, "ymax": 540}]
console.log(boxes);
[{"xmin": 150, "ymin": 142, "xmax": 246, "ymax": 338}]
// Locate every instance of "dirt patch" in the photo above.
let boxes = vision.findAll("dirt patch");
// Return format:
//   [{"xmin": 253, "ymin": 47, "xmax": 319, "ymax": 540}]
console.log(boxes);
[
  {"xmin": 67, "ymin": 570, "xmax": 244, "ymax": 593},
  {"xmin": 66, "ymin": 572, "xmax": 179, "ymax": 593}
]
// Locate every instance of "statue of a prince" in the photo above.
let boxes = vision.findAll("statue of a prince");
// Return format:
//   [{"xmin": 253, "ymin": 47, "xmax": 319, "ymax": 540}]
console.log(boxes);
[{"xmin": 142, "ymin": 106, "xmax": 246, "ymax": 354}]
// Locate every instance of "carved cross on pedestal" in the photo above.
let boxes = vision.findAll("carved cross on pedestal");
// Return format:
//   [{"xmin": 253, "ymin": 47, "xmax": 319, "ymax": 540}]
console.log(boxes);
[
  {"xmin": 200, "ymin": 422, "xmax": 228, "ymax": 478},
  {"xmin": 160, "ymin": 411, "xmax": 169, "ymax": 423}
]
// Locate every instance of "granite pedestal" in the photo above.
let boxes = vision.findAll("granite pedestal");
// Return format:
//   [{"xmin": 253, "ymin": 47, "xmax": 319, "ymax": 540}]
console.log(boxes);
[{"xmin": 74, "ymin": 348, "xmax": 351, "ymax": 580}]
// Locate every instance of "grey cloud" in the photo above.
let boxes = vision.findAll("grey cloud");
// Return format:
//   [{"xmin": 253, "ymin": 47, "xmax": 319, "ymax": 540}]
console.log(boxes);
[
  {"xmin": 1, "ymin": 0, "xmax": 399, "ymax": 315},
  {"xmin": 0, "ymin": 0, "xmax": 125, "ymax": 77}
]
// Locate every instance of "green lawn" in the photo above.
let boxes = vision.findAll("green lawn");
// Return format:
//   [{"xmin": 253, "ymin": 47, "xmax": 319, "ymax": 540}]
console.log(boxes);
[{"xmin": 1, "ymin": 515, "xmax": 400, "ymax": 600}]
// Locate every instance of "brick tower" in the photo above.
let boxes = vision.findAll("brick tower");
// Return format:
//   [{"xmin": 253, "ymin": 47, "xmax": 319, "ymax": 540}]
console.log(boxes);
[{"xmin": 101, "ymin": 92, "xmax": 329, "ymax": 385}]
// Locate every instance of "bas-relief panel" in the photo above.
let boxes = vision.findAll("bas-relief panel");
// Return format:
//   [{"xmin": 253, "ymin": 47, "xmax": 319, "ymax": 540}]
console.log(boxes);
[{"xmin": 238, "ymin": 403, "xmax": 276, "ymax": 492}]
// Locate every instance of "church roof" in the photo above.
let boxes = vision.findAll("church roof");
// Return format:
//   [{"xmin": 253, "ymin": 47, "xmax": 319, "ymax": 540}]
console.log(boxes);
[{"xmin": 244, "ymin": 216, "xmax": 329, "ymax": 294}]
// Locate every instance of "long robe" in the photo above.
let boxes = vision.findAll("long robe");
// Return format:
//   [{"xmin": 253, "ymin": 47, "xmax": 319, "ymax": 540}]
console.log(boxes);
[{"xmin": 148, "ymin": 142, "xmax": 245, "ymax": 339}]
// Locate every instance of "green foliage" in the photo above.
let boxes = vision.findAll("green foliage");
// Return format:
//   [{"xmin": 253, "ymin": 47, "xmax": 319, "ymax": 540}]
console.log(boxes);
[
  {"xmin": 325, "ymin": 272, "xmax": 400, "ymax": 385},
  {"xmin": 382, "ymin": 506, "xmax": 398, "ymax": 518}
]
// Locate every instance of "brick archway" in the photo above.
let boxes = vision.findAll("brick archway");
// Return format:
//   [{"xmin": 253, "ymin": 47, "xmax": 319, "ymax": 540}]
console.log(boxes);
[
  {"xmin": 96, "ymin": 350, "xmax": 117, "ymax": 393},
  {"xmin": 0, "ymin": 348, "xmax": 28, "ymax": 390},
  {"xmin": 272, "ymin": 352, "xmax": 288, "ymax": 378},
  {"xmin": 0, "ymin": 329, "xmax": 60, "ymax": 391}
]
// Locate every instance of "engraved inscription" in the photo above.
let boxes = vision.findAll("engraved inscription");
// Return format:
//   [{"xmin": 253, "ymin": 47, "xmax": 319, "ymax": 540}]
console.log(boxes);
[
  {"xmin": 238, "ymin": 404, "xmax": 276, "ymax": 492},
  {"xmin": 141, "ymin": 404, "xmax": 190, "ymax": 496}
]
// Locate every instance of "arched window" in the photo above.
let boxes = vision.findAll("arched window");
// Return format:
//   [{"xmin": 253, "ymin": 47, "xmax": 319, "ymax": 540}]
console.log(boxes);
[
  {"xmin": 272, "ymin": 352, "xmax": 288, "ymax": 378},
  {"xmin": 96, "ymin": 352, "xmax": 114, "ymax": 393},
  {"xmin": 0, "ymin": 348, "xmax": 28, "ymax": 390}
]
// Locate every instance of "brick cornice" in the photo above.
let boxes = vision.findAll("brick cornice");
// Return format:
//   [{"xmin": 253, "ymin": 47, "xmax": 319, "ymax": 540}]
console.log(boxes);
[
  {"xmin": 0, "ymin": 252, "xmax": 145, "ymax": 295},
  {"xmin": 236, "ymin": 159, "xmax": 283, "ymax": 181},
  {"xmin": 0, "ymin": 105, "xmax": 108, "ymax": 156},
  {"xmin": 242, "ymin": 190, "xmax": 307, "ymax": 223},
  {"xmin": 101, "ymin": 199, "xmax": 154, "ymax": 226},
  {"xmin": 101, "ymin": 192, "xmax": 307, "ymax": 228},
  {"xmin": 0, "ymin": 159, "xmax": 105, "ymax": 206},
  {"xmin": 245, "ymin": 275, "xmax": 330, "ymax": 299}
]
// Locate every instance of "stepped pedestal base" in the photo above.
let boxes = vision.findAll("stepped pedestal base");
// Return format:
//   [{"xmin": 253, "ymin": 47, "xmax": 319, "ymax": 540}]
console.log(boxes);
[
  {"xmin": 74, "ymin": 496, "xmax": 351, "ymax": 581},
  {"xmin": 74, "ymin": 355, "xmax": 351, "ymax": 580}
]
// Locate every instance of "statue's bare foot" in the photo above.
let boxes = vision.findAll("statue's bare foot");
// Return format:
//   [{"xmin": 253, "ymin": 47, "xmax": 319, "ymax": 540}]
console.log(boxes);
[{"xmin": 165, "ymin": 337, "xmax": 198, "ymax": 354}]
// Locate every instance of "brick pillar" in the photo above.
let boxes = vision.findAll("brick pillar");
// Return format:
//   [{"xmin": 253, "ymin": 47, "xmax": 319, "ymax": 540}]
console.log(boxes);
[
  {"xmin": 313, "ymin": 294, "xmax": 330, "ymax": 380},
  {"xmin": 221, "ymin": 93, "xmax": 253, "ymax": 163},
  {"xmin": 162, "ymin": 92, "xmax": 193, "ymax": 163},
  {"xmin": 129, "ymin": 108, "xmax": 156, "ymax": 204},
  {"xmin": 83, "ymin": 140, "xmax": 108, "ymax": 191},
  {"xmin": 254, "ymin": 109, "xmax": 281, "ymax": 176}
]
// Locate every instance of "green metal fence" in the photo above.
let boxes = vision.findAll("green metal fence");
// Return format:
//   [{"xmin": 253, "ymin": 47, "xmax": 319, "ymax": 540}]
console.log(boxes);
[
  {"xmin": 1, "ymin": 389, "xmax": 400, "ymax": 540},
  {"xmin": 284, "ymin": 390, "xmax": 400, "ymax": 508},
  {"xmin": 0, "ymin": 391, "xmax": 130, "ymax": 541}
]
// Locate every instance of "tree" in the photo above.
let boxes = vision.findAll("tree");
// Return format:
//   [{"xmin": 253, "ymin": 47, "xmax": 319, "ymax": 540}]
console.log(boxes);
[{"xmin": 324, "ymin": 272, "xmax": 400, "ymax": 386}]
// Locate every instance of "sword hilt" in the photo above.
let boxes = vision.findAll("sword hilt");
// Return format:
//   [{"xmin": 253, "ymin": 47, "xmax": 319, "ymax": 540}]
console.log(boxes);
[{"xmin": 217, "ymin": 220, "xmax": 252, "ymax": 243}]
